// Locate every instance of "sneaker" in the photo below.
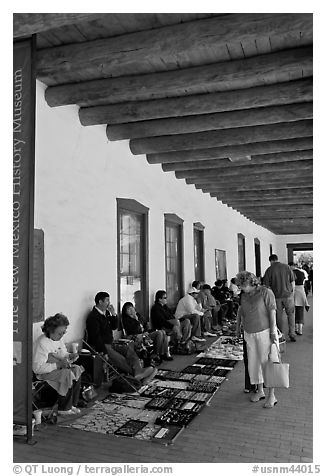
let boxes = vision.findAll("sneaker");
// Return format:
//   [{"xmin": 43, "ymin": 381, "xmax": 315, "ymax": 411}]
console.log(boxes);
[
  {"xmin": 58, "ymin": 409, "xmax": 75, "ymax": 416},
  {"xmin": 192, "ymin": 336, "xmax": 206, "ymax": 342},
  {"xmin": 289, "ymin": 335, "xmax": 297, "ymax": 342},
  {"xmin": 203, "ymin": 331, "xmax": 217, "ymax": 337},
  {"xmin": 71, "ymin": 406, "xmax": 81, "ymax": 414},
  {"xmin": 160, "ymin": 354, "xmax": 174, "ymax": 361}
]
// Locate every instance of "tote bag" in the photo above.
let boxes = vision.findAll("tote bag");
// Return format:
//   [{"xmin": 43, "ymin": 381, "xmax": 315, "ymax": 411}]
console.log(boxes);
[{"xmin": 263, "ymin": 343, "xmax": 290, "ymax": 388}]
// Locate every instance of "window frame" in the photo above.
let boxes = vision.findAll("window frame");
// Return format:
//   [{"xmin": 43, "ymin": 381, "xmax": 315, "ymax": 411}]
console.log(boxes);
[
  {"xmin": 164, "ymin": 213, "xmax": 184, "ymax": 308},
  {"xmin": 116, "ymin": 198, "xmax": 149, "ymax": 317},
  {"xmin": 237, "ymin": 233, "xmax": 246, "ymax": 272},
  {"xmin": 193, "ymin": 222, "xmax": 205, "ymax": 282}
]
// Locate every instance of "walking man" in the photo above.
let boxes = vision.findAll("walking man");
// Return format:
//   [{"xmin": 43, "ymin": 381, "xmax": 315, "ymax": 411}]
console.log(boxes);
[{"xmin": 263, "ymin": 254, "xmax": 296, "ymax": 342}]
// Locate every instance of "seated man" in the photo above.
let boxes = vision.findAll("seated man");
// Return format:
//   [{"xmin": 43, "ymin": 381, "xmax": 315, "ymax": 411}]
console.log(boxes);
[
  {"xmin": 197, "ymin": 284, "xmax": 221, "ymax": 332},
  {"xmin": 175, "ymin": 286, "xmax": 206, "ymax": 342},
  {"xmin": 33, "ymin": 313, "xmax": 83, "ymax": 416},
  {"xmin": 86, "ymin": 292, "xmax": 155, "ymax": 383},
  {"xmin": 150, "ymin": 290, "xmax": 191, "ymax": 345},
  {"xmin": 212, "ymin": 279, "xmax": 233, "ymax": 323}
]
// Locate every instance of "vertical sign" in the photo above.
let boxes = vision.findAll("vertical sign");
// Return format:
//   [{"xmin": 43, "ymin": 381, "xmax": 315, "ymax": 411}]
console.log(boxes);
[{"xmin": 13, "ymin": 37, "xmax": 36, "ymax": 435}]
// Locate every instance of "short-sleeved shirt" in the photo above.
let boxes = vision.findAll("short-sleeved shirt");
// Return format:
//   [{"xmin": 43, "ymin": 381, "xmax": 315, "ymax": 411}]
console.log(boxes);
[
  {"xmin": 239, "ymin": 286, "xmax": 277, "ymax": 334},
  {"xmin": 293, "ymin": 268, "xmax": 306, "ymax": 286},
  {"xmin": 263, "ymin": 262, "xmax": 295, "ymax": 298}
]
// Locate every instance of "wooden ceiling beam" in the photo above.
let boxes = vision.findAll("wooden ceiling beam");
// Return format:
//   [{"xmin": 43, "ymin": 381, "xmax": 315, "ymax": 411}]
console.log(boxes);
[
  {"xmin": 224, "ymin": 198, "xmax": 313, "ymax": 207},
  {"xmin": 13, "ymin": 13, "xmax": 105, "ymax": 38},
  {"xmin": 233, "ymin": 206, "xmax": 312, "ymax": 213},
  {"xmin": 201, "ymin": 180, "xmax": 311, "ymax": 192},
  {"xmin": 130, "ymin": 120, "xmax": 312, "ymax": 155},
  {"xmin": 37, "ymin": 14, "xmax": 312, "ymax": 85},
  {"xmin": 147, "ymin": 137, "xmax": 313, "ymax": 164},
  {"xmin": 210, "ymin": 187, "xmax": 313, "ymax": 198},
  {"xmin": 80, "ymin": 78, "xmax": 313, "ymax": 126},
  {"xmin": 187, "ymin": 168, "xmax": 312, "ymax": 185},
  {"xmin": 45, "ymin": 47, "xmax": 312, "ymax": 107},
  {"xmin": 162, "ymin": 150, "xmax": 313, "ymax": 172},
  {"xmin": 107, "ymin": 102, "xmax": 312, "ymax": 140},
  {"xmin": 177, "ymin": 159, "xmax": 312, "ymax": 180}
]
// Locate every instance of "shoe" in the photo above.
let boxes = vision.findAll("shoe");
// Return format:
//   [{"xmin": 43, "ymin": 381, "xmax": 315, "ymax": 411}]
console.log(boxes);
[
  {"xmin": 295, "ymin": 331, "xmax": 299, "ymax": 335},
  {"xmin": 203, "ymin": 331, "xmax": 217, "ymax": 337},
  {"xmin": 141, "ymin": 367, "xmax": 158, "ymax": 385},
  {"xmin": 250, "ymin": 392, "xmax": 265, "ymax": 402},
  {"xmin": 192, "ymin": 336, "xmax": 206, "ymax": 342},
  {"xmin": 71, "ymin": 406, "xmax": 81, "ymax": 414},
  {"xmin": 297, "ymin": 331, "xmax": 303, "ymax": 336},
  {"xmin": 161, "ymin": 354, "xmax": 173, "ymax": 361},
  {"xmin": 289, "ymin": 335, "xmax": 297, "ymax": 342},
  {"xmin": 263, "ymin": 399, "xmax": 278, "ymax": 408},
  {"xmin": 58, "ymin": 409, "xmax": 76, "ymax": 416}
]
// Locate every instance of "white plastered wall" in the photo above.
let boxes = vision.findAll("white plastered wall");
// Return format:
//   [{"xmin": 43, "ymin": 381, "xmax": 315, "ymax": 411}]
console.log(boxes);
[{"xmin": 34, "ymin": 81, "xmax": 312, "ymax": 344}]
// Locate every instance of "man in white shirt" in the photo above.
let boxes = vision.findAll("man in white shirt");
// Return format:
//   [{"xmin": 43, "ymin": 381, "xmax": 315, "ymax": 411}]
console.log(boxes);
[{"xmin": 175, "ymin": 287, "xmax": 206, "ymax": 342}]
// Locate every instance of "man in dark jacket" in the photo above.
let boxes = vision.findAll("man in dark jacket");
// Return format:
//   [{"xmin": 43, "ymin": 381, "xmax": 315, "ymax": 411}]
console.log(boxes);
[
  {"xmin": 263, "ymin": 255, "xmax": 296, "ymax": 342},
  {"xmin": 150, "ymin": 290, "xmax": 191, "ymax": 344},
  {"xmin": 86, "ymin": 292, "xmax": 155, "ymax": 380}
]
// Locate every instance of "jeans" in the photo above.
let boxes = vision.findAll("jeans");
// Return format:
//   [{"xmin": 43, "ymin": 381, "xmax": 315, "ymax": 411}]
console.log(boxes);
[
  {"xmin": 57, "ymin": 376, "xmax": 81, "ymax": 410},
  {"xmin": 105, "ymin": 342, "xmax": 142, "ymax": 376},
  {"xmin": 275, "ymin": 296, "xmax": 295, "ymax": 337}
]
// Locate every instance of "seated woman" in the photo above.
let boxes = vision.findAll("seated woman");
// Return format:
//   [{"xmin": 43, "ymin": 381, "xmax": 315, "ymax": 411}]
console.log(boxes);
[
  {"xmin": 150, "ymin": 290, "xmax": 191, "ymax": 346},
  {"xmin": 121, "ymin": 302, "xmax": 173, "ymax": 363},
  {"xmin": 33, "ymin": 313, "xmax": 83, "ymax": 416}
]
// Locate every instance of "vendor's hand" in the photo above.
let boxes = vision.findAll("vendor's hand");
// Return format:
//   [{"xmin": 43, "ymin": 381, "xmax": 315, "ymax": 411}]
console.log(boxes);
[
  {"xmin": 108, "ymin": 304, "xmax": 116, "ymax": 316},
  {"xmin": 57, "ymin": 358, "xmax": 71, "ymax": 369},
  {"xmin": 270, "ymin": 331, "xmax": 278, "ymax": 344},
  {"xmin": 47, "ymin": 352, "xmax": 61, "ymax": 364},
  {"xmin": 68, "ymin": 352, "xmax": 79, "ymax": 363}
]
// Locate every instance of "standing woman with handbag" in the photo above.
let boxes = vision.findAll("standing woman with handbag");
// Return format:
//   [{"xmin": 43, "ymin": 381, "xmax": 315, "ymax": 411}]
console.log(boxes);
[{"xmin": 235, "ymin": 271, "xmax": 279, "ymax": 408}]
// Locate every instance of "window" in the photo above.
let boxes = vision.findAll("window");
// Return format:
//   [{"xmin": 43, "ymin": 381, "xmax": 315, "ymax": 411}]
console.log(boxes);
[
  {"xmin": 193, "ymin": 222, "xmax": 205, "ymax": 282},
  {"xmin": 165, "ymin": 214, "xmax": 184, "ymax": 308},
  {"xmin": 254, "ymin": 238, "xmax": 261, "ymax": 277},
  {"xmin": 215, "ymin": 249, "xmax": 227, "ymax": 280},
  {"xmin": 237, "ymin": 233, "xmax": 246, "ymax": 272},
  {"xmin": 117, "ymin": 199, "xmax": 148, "ymax": 317}
]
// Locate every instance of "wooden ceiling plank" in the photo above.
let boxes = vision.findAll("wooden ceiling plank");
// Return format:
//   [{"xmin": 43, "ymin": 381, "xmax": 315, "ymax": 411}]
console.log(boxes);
[
  {"xmin": 176, "ymin": 158, "xmax": 313, "ymax": 180},
  {"xmin": 107, "ymin": 102, "xmax": 312, "ymax": 140},
  {"xmin": 80, "ymin": 78, "xmax": 312, "ymax": 126},
  {"xmin": 37, "ymin": 14, "xmax": 312, "ymax": 84},
  {"xmin": 44, "ymin": 46, "xmax": 312, "ymax": 106},
  {"xmin": 148, "ymin": 137, "xmax": 312, "ymax": 164},
  {"xmin": 14, "ymin": 13, "xmax": 106, "ymax": 38},
  {"xmin": 163, "ymin": 149, "xmax": 313, "ymax": 172},
  {"xmin": 130, "ymin": 120, "xmax": 312, "ymax": 155}
]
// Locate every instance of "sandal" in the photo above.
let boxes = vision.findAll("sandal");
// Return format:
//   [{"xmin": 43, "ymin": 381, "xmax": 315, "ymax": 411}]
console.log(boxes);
[
  {"xmin": 263, "ymin": 399, "xmax": 278, "ymax": 408},
  {"xmin": 250, "ymin": 392, "xmax": 265, "ymax": 402}
]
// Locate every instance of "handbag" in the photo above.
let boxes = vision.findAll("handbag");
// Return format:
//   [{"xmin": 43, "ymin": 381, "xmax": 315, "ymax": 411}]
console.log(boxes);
[{"xmin": 263, "ymin": 343, "xmax": 290, "ymax": 388}]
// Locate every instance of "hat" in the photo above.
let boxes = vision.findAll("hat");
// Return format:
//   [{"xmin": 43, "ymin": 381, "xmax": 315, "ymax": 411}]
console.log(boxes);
[{"xmin": 187, "ymin": 286, "xmax": 199, "ymax": 294}]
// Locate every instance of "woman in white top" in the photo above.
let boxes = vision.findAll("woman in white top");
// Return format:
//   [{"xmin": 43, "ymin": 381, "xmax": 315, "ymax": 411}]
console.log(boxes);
[{"xmin": 33, "ymin": 313, "xmax": 83, "ymax": 416}]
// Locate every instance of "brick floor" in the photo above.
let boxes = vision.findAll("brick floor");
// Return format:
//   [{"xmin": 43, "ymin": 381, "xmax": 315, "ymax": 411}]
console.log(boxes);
[{"xmin": 13, "ymin": 296, "xmax": 313, "ymax": 463}]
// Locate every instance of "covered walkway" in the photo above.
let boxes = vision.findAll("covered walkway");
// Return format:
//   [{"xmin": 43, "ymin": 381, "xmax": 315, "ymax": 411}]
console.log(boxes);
[{"xmin": 14, "ymin": 296, "xmax": 313, "ymax": 464}]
